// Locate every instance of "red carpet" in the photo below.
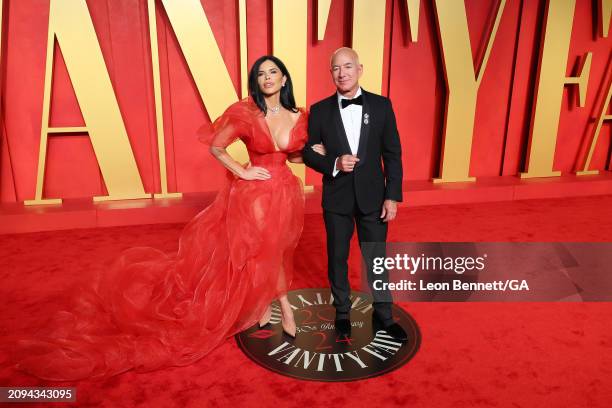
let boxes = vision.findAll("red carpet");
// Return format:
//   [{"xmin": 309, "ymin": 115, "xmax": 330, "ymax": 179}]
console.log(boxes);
[{"xmin": 1, "ymin": 195, "xmax": 612, "ymax": 407}]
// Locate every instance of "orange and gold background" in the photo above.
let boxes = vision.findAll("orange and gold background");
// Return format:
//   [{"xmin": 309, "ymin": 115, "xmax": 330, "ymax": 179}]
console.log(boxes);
[{"xmin": 0, "ymin": 0, "xmax": 610, "ymax": 204}]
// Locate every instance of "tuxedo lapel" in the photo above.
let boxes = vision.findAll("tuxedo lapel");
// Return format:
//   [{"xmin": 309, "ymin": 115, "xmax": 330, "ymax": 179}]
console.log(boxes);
[
  {"xmin": 355, "ymin": 90, "xmax": 370, "ymax": 167},
  {"xmin": 330, "ymin": 95, "xmax": 353, "ymax": 155}
]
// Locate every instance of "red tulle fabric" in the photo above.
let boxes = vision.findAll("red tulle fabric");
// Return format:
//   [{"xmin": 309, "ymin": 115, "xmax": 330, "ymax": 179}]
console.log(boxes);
[{"xmin": 9, "ymin": 98, "xmax": 308, "ymax": 380}]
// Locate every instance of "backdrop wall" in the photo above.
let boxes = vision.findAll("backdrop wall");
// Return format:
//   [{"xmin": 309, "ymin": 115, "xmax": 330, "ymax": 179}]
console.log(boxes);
[{"xmin": 0, "ymin": 0, "xmax": 610, "ymax": 203}]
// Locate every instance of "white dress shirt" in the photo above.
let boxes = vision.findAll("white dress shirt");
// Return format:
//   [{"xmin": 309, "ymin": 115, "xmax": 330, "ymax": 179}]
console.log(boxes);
[{"xmin": 333, "ymin": 87, "xmax": 363, "ymax": 177}]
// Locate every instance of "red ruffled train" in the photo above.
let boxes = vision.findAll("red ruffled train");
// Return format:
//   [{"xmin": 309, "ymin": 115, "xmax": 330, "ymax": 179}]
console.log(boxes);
[{"xmin": 5, "ymin": 98, "xmax": 308, "ymax": 380}]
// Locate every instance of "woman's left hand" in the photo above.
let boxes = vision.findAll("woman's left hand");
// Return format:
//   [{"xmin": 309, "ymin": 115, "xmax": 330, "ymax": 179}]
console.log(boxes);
[{"xmin": 311, "ymin": 143, "xmax": 326, "ymax": 156}]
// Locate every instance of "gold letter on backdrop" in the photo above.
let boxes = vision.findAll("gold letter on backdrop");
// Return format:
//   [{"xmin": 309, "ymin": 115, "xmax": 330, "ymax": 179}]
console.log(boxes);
[
  {"xmin": 406, "ymin": 0, "xmax": 421, "ymax": 42},
  {"xmin": 0, "ymin": 0, "xmax": 3, "ymax": 154},
  {"xmin": 0, "ymin": 0, "xmax": 3, "ymax": 95},
  {"xmin": 159, "ymin": 0, "xmax": 249, "ymax": 166},
  {"xmin": 273, "ymin": 0, "xmax": 310, "ymax": 188},
  {"xmin": 0, "ymin": 0, "xmax": 3, "ymax": 66},
  {"xmin": 239, "ymin": 0, "xmax": 249, "ymax": 99},
  {"xmin": 433, "ymin": 0, "xmax": 506, "ymax": 183},
  {"xmin": 25, "ymin": 0, "xmax": 149, "ymax": 205},
  {"xmin": 317, "ymin": 0, "xmax": 332, "ymax": 41},
  {"xmin": 147, "ymin": 0, "xmax": 181, "ymax": 199},
  {"xmin": 600, "ymin": 0, "xmax": 612, "ymax": 37},
  {"xmin": 521, "ymin": 0, "xmax": 591, "ymax": 179},
  {"xmin": 577, "ymin": 79, "xmax": 612, "ymax": 175},
  {"xmin": 160, "ymin": 0, "xmax": 237, "ymax": 121},
  {"xmin": 163, "ymin": 0, "xmax": 309, "ymax": 188},
  {"xmin": 352, "ymin": 0, "xmax": 386, "ymax": 94}
]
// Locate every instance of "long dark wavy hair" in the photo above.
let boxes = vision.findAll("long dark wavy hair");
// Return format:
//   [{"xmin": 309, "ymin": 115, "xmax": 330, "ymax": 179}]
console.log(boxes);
[{"xmin": 248, "ymin": 55, "xmax": 299, "ymax": 115}]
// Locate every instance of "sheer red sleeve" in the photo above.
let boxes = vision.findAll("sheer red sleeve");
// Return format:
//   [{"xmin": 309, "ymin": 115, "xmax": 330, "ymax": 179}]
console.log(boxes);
[
  {"xmin": 288, "ymin": 109, "xmax": 309, "ymax": 153},
  {"xmin": 197, "ymin": 100, "xmax": 251, "ymax": 148}
]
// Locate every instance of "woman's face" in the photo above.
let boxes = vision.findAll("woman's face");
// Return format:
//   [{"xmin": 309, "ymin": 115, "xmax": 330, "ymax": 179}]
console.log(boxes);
[{"xmin": 257, "ymin": 60, "xmax": 286, "ymax": 96}]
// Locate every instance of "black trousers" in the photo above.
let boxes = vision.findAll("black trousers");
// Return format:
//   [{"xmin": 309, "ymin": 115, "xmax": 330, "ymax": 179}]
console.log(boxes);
[{"xmin": 323, "ymin": 206, "xmax": 394, "ymax": 326}]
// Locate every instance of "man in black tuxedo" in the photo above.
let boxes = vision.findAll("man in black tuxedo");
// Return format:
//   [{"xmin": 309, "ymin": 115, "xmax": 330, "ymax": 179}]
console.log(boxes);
[{"xmin": 302, "ymin": 47, "xmax": 407, "ymax": 341}]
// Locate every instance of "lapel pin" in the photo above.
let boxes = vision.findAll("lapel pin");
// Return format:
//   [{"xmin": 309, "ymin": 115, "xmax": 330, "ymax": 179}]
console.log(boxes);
[{"xmin": 364, "ymin": 113, "xmax": 369, "ymax": 125}]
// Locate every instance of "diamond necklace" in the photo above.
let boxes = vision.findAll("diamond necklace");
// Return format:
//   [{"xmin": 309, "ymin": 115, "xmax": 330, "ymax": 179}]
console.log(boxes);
[{"xmin": 268, "ymin": 104, "xmax": 281, "ymax": 114}]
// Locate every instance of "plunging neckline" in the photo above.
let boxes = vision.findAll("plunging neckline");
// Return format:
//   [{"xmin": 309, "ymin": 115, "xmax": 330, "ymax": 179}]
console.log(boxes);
[{"xmin": 262, "ymin": 111, "xmax": 303, "ymax": 152}]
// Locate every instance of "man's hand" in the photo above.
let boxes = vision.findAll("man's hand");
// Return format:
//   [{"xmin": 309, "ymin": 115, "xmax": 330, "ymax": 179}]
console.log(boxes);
[
  {"xmin": 380, "ymin": 199, "xmax": 397, "ymax": 222},
  {"xmin": 336, "ymin": 155, "xmax": 360, "ymax": 172}
]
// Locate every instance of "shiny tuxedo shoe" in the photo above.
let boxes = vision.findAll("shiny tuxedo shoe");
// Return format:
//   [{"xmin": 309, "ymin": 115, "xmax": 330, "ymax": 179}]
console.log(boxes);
[
  {"xmin": 372, "ymin": 313, "xmax": 408, "ymax": 341},
  {"xmin": 334, "ymin": 318, "xmax": 351, "ymax": 337}
]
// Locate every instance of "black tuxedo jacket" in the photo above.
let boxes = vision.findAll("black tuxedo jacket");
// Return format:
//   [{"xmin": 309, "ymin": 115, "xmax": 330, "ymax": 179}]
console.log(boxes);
[{"xmin": 303, "ymin": 90, "xmax": 403, "ymax": 215}]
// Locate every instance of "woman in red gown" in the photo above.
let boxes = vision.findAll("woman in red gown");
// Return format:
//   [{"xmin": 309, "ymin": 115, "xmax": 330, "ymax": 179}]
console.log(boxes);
[{"xmin": 8, "ymin": 56, "xmax": 326, "ymax": 381}]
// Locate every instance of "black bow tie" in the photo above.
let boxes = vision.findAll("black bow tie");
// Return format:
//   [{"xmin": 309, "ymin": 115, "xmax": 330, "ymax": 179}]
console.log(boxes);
[{"xmin": 341, "ymin": 95, "xmax": 363, "ymax": 109}]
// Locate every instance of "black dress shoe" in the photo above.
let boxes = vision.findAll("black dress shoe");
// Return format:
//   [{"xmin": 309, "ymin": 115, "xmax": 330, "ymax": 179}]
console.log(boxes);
[
  {"xmin": 372, "ymin": 314, "xmax": 408, "ymax": 341},
  {"xmin": 334, "ymin": 318, "xmax": 351, "ymax": 336},
  {"xmin": 384, "ymin": 323, "xmax": 408, "ymax": 341}
]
